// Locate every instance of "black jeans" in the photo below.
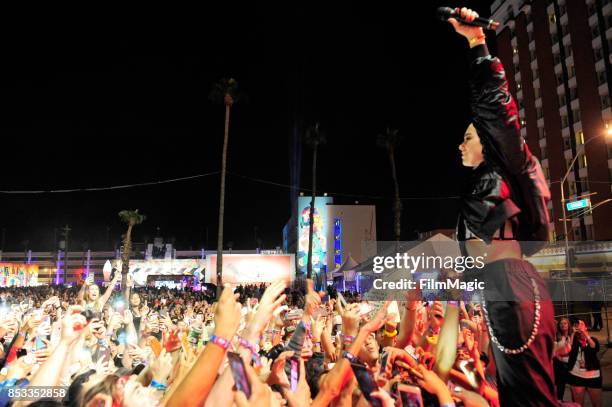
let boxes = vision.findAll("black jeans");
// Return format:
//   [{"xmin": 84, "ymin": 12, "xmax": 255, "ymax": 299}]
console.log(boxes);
[
  {"xmin": 553, "ymin": 358, "xmax": 568, "ymax": 400},
  {"xmin": 479, "ymin": 259, "xmax": 558, "ymax": 407}
]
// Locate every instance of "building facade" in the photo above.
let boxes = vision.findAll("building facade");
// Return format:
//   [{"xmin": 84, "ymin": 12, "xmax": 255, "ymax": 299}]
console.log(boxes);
[{"xmin": 490, "ymin": 0, "xmax": 612, "ymax": 241}]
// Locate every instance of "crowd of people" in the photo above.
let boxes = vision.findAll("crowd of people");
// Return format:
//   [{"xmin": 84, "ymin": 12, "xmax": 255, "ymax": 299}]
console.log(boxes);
[{"xmin": 0, "ymin": 274, "xmax": 603, "ymax": 407}]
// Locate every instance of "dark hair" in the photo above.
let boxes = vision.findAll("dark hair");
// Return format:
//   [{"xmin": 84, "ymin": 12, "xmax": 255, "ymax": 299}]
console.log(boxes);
[
  {"xmin": 65, "ymin": 369, "xmax": 96, "ymax": 407},
  {"xmin": 81, "ymin": 374, "xmax": 120, "ymax": 407}
]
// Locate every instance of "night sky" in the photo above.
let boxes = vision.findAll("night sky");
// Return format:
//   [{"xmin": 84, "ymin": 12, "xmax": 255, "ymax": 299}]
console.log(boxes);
[{"xmin": 0, "ymin": 1, "xmax": 494, "ymax": 251}]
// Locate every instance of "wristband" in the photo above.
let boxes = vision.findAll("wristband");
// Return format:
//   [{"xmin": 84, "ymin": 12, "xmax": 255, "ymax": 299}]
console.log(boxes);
[
  {"xmin": 341, "ymin": 334, "xmax": 354, "ymax": 344},
  {"xmin": 238, "ymin": 337, "xmax": 262, "ymax": 366},
  {"xmin": 342, "ymin": 350, "xmax": 358, "ymax": 363},
  {"xmin": 0, "ymin": 378, "xmax": 17, "ymax": 388},
  {"xmin": 209, "ymin": 335, "xmax": 231, "ymax": 350},
  {"xmin": 447, "ymin": 301, "xmax": 459, "ymax": 307},
  {"xmin": 150, "ymin": 379, "xmax": 167, "ymax": 391}
]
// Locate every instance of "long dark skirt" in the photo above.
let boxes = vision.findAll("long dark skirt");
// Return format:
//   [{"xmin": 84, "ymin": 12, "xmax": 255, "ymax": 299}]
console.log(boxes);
[{"xmin": 479, "ymin": 258, "xmax": 558, "ymax": 407}]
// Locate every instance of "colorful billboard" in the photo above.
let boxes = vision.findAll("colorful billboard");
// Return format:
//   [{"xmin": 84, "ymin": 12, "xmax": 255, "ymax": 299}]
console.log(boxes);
[
  {"xmin": 297, "ymin": 196, "xmax": 333, "ymax": 277},
  {"xmin": 206, "ymin": 254, "xmax": 295, "ymax": 285},
  {"xmin": 104, "ymin": 259, "xmax": 205, "ymax": 286},
  {"xmin": 0, "ymin": 263, "xmax": 39, "ymax": 287}
]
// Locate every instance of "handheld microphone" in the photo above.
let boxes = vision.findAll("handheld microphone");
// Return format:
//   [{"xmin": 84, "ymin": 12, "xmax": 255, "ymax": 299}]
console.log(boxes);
[{"xmin": 437, "ymin": 7, "xmax": 500, "ymax": 30}]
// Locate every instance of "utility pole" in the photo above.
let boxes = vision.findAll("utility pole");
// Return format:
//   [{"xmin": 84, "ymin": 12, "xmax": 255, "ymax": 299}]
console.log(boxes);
[{"xmin": 62, "ymin": 225, "xmax": 71, "ymax": 284}]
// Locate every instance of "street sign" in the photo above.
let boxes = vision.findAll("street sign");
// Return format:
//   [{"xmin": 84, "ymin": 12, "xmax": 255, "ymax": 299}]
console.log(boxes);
[{"xmin": 566, "ymin": 198, "xmax": 591, "ymax": 211}]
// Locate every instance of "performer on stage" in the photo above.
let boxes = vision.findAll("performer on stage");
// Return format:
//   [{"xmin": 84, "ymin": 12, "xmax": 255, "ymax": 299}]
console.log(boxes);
[{"xmin": 446, "ymin": 7, "xmax": 557, "ymax": 406}]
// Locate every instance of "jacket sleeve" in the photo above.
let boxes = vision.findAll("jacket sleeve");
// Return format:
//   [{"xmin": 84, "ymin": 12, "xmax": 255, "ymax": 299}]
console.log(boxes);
[{"xmin": 469, "ymin": 44, "xmax": 529, "ymax": 175}]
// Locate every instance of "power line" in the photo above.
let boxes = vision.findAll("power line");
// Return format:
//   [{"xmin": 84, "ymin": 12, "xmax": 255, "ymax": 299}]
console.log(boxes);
[
  {"xmin": 0, "ymin": 171, "xmax": 220, "ymax": 194},
  {"xmin": 227, "ymin": 172, "xmax": 460, "ymax": 201}
]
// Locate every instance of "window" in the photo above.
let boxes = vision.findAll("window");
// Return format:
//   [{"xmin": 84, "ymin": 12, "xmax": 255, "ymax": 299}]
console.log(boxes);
[
  {"xmin": 535, "ymin": 87, "xmax": 540, "ymax": 99},
  {"xmin": 551, "ymin": 32, "xmax": 559, "ymax": 44},
  {"xmin": 533, "ymin": 68, "xmax": 539, "ymax": 80},
  {"xmin": 515, "ymin": 63, "xmax": 520, "ymax": 73},
  {"xmin": 557, "ymin": 73, "xmax": 564, "ymax": 86},
  {"xmin": 559, "ymin": 94, "xmax": 566, "ymax": 106},
  {"xmin": 573, "ymin": 227, "xmax": 581, "ymax": 241},
  {"xmin": 573, "ymin": 109, "xmax": 581, "ymax": 122},
  {"xmin": 559, "ymin": 4, "xmax": 566, "ymax": 16},
  {"xmin": 541, "ymin": 146, "xmax": 548, "ymax": 159},
  {"xmin": 563, "ymin": 136, "xmax": 571, "ymax": 150},
  {"xmin": 607, "ymin": 15, "xmax": 612, "ymax": 29},
  {"xmin": 585, "ymin": 224, "xmax": 594, "ymax": 241},
  {"xmin": 591, "ymin": 25, "xmax": 600, "ymax": 39},
  {"xmin": 562, "ymin": 115, "xmax": 569, "ymax": 128},
  {"xmin": 537, "ymin": 107, "xmax": 544, "ymax": 119},
  {"xmin": 554, "ymin": 52, "xmax": 561, "ymax": 65},
  {"xmin": 564, "ymin": 44, "xmax": 573, "ymax": 57},
  {"xmin": 530, "ymin": 49, "xmax": 536, "ymax": 61},
  {"xmin": 580, "ymin": 178, "xmax": 590, "ymax": 192},
  {"xmin": 568, "ymin": 65, "xmax": 576, "ymax": 78},
  {"xmin": 577, "ymin": 131, "xmax": 585, "ymax": 145},
  {"xmin": 583, "ymin": 155, "xmax": 588, "ymax": 167},
  {"xmin": 570, "ymin": 87, "xmax": 579, "ymax": 101},
  {"xmin": 594, "ymin": 47, "xmax": 603, "ymax": 62},
  {"xmin": 569, "ymin": 180, "xmax": 577, "ymax": 195},
  {"xmin": 538, "ymin": 127, "xmax": 546, "ymax": 139},
  {"xmin": 528, "ymin": 30, "xmax": 534, "ymax": 43},
  {"xmin": 601, "ymin": 94, "xmax": 611, "ymax": 109},
  {"xmin": 588, "ymin": 2, "xmax": 597, "ymax": 16},
  {"xmin": 598, "ymin": 70, "xmax": 607, "ymax": 85},
  {"xmin": 561, "ymin": 24, "xmax": 569, "ymax": 37}
]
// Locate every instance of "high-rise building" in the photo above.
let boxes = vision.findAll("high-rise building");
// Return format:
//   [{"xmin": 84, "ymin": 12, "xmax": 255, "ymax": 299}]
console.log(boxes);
[{"xmin": 490, "ymin": 0, "xmax": 612, "ymax": 241}]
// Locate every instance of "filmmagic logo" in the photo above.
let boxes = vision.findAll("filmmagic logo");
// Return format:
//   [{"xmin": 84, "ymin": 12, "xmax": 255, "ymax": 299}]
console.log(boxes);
[
  {"xmin": 371, "ymin": 253, "xmax": 486, "ymax": 274},
  {"xmin": 372, "ymin": 278, "xmax": 485, "ymax": 292}
]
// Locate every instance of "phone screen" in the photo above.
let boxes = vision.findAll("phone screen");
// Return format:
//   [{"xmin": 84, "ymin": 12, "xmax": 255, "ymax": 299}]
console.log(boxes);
[
  {"xmin": 227, "ymin": 352, "xmax": 251, "ymax": 399},
  {"xmin": 290, "ymin": 357, "xmax": 299, "ymax": 391},
  {"xmin": 35, "ymin": 336, "xmax": 46, "ymax": 351},
  {"xmin": 350, "ymin": 362, "xmax": 382, "ymax": 407},
  {"xmin": 397, "ymin": 383, "xmax": 424, "ymax": 407}
]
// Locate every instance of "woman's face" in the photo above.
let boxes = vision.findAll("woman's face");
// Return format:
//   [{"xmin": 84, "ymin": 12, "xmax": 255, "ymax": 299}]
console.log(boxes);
[
  {"xmin": 459, "ymin": 123, "xmax": 484, "ymax": 167},
  {"xmin": 130, "ymin": 294, "xmax": 141, "ymax": 307},
  {"xmin": 88, "ymin": 285, "xmax": 100, "ymax": 301},
  {"xmin": 122, "ymin": 376, "xmax": 162, "ymax": 407},
  {"xmin": 560, "ymin": 319, "xmax": 569, "ymax": 333}
]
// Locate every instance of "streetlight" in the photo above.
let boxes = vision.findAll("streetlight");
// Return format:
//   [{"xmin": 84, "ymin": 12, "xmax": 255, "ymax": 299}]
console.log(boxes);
[{"xmin": 559, "ymin": 129, "xmax": 612, "ymax": 276}]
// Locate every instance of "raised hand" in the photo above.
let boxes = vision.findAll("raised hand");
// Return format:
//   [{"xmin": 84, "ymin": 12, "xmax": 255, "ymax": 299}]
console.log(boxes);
[
  {"xmin": 234, "ymin": 362, "xmax": 282, "ymax": 407},
  {"xmin": 213, "ymin": 284, "xmax": 242, "ymax": 340},
  {"xmin": 149, "ymin": 348, "xmax": 174, "ymax": 384},
  {"xmin": 266, "ymin": 350, "xmax": 294, "ymax": 388},
  {"xmin": 244, "ymin": 280, "xmax": 287, "ymax": 339},
  {"xmin": 447, "ymin": 7, "xmax": 486, "ymax": 46},
  {"xmin": 61, "ymin": 305, "xmax": 88, "ymax": 345},
  {"xmin": 282, "ymin": 357, "xmax": 311, "ymax": 407},
  {"xmin": 304, "ymin": 279, "xmax": 324, "ymax": 317}
]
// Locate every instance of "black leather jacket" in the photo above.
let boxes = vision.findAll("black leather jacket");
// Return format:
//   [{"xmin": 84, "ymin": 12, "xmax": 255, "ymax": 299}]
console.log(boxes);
[{"xmin": 457, "ymin": 44, "xmax": 537, "ymax": 244}]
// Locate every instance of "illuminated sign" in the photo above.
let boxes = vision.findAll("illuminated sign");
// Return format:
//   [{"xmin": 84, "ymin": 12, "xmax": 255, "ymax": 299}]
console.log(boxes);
[
  {"xmin": 566, "ymin": 198, "xmax": 591, "ymax": 211},
  {"xmin": 0, "ymin": 263, "xmax": 38, "ymax": 287},
  {"xmin": 297, "ymin": 196, "xmax": 333, "ymax": 276},
  {"xmin": 334, "ymin": 218, "xmax": 342, "ymax": 269}
]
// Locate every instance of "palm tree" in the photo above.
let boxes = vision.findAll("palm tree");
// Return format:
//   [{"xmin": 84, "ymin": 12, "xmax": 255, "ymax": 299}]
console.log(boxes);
[
  {"xmin": 119, "ymin": 210, "xmax": 146, "ymax": 297},
  {"xmin": 209, "ymin": 78, "xmax": 241, "ymax": 298},
  {"xmin": 377, "ymin": 128, "xmax": 402, "ymax": 242},
  {"xmin": 304, "ymin": 122, "xmax": 326, "ymax": 281}
]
